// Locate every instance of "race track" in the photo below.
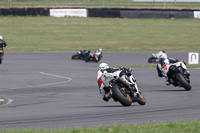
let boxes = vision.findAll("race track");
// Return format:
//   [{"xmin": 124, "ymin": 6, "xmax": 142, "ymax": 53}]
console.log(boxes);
[{"xmin": 0, "ymin": 51, "xmax": 199, "ymax": 129}]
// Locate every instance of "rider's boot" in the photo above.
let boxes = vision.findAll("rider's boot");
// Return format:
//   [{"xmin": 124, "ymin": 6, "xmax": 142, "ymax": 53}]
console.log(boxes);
[
  {"xmin": 103, "ymin": 88, "xmax": 112, "ymax": 102},
  {"xmin": 164, "ymin": 76, "xmax": 171, "ymax": 86},
  {"xmin": 165, "ymin": 80, "xmax": 170, "ymax": 86}
]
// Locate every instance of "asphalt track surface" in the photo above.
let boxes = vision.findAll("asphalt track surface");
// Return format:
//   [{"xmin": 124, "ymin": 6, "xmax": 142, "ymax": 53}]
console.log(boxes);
[{"xmin": 0, "ymin": 51, "xmax": 199, "ymax": 129}]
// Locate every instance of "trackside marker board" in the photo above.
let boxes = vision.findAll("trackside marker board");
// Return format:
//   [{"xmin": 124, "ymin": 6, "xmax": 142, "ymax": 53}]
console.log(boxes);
[
  {"xmin": 188, "ymin": 52, "xmax": 199, "ymax": 64},
  {"xmin": 50, "ymin": 9, "xmax": 87, "ymax": 18}
]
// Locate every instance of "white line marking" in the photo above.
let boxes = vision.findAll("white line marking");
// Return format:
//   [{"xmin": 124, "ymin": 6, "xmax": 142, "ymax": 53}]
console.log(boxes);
[
  {"xmin": 39, "ymin": 72, "xmax": 72, "ymax": 80},
  {"xmin": 1, "ymin": 72, "xmax": 72, "ymax": 90}
]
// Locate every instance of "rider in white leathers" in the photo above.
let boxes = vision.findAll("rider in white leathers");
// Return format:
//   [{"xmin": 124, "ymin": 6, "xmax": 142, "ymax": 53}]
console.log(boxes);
[
  {"xmin": 94, "ymin": 48, "xmax": 102, "ymax": 61},
  {"xmin": 156, "ymin": 51, "xmax": 188, "ymax": 86},
  {"xmin": 97, "ymin": 63, "xmax": 134, "ymax": 102}
]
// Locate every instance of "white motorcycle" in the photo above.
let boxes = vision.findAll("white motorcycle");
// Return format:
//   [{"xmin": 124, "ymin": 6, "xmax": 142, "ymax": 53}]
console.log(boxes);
[
  {"xmin": 159, "ymin": 59, "xmax": 191, "ymax": 91},
  {"xmin": 101, "ymin": 70, "xmax": 146, "ymax": 106}
]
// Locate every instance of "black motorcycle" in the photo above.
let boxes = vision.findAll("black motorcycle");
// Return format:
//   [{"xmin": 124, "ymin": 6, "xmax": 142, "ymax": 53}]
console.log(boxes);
[
  {"xmin": 168, "ymin": 62, "xmax": 191, "ymax": 91},
  {"xmin": 71, "ymin": 50, "xmax": 90, "ymax": 60},
  {"xmin": 85, "ymin": 52, "xmax": 102, "ymax": 62},
  {"xmin": 148, "ymin": 53, "xmax": 159, "ymax": 63}
]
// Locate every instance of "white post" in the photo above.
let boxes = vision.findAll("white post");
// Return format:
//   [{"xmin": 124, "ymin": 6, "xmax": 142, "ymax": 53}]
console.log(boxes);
[
  {"xmin": 164, "ymin": 0, "xmax": 166, "ymax": 7},
  {"xmin": 55, "ymin": 0, "xmax": 57, "ymax": 6},
  {"xmin": 9, "ymin": 0, "xmax": 12, "ymax": 8}
]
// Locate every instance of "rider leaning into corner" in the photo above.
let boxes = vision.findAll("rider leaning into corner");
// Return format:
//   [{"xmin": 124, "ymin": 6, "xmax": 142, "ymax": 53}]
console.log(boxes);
[
  {"xmin": 0, "ymin": 35, "xmax": 7, "ymax": 50},
  {"xmin": 94, "ymin": 48, "xmax": 102, "ymax": 61},
  {"xmin": 156, "ymin": 50, "xmax": 189, "ymax": 86},
  {"xmin": 97, "ymin": 63, "xmax": 136, "ymax": 102}
]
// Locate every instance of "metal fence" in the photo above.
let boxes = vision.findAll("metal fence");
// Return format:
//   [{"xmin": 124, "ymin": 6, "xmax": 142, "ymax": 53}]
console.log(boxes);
[{"xmin": 1, "ymin": 0, "xmax": 200, "ymax": 8}]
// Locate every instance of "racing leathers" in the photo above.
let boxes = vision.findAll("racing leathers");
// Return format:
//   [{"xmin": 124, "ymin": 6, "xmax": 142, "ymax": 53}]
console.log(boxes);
[
  {"xmin": 93, "ymin": 51, "xmax": 102, "ymax": 62},
  {"xmin": 97, "ymin": 67, "xmax": 133, "ymax": 102},
  {"xmin": 156, "ymin": 58, "xmax": 186, "ymax": 85},
  {"xmin": 0, "ymin": 39, "xmax": 7, "ymax": 50}
]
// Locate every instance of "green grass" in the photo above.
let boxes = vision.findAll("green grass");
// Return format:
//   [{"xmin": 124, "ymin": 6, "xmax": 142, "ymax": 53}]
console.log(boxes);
[
  {"xmin": 0, "ymin": 16, "xmax": 200, "ymax": 51},
  {"xmin": 0, "ymin": 120, "xmax": 200, "ymax": 133}
]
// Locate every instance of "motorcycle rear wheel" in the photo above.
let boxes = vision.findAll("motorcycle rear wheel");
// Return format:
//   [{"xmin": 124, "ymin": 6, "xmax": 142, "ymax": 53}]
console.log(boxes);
[
  {"xmin": 176, "ymin": 73, "xmax": 191, "ymax": 91},
  {"xmin": 112, "ymin": 84, "xmax": 132, "ymax": 106}
]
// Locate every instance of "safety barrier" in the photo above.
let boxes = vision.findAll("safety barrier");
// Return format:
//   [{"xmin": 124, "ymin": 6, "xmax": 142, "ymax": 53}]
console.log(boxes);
[
  {"xmin": 0, "ymin": 8, "xmax": 49, "ymax": 16},
  {"xmin": 0, "ymin": 8, "xmax": 200, "ymax": 19}
]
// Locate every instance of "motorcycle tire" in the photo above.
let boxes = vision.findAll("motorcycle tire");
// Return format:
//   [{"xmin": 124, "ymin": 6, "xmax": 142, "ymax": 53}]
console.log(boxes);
[
  {"xmin": 85, "ymin": 56, "xmax": 90, "ymax": 62},
  {"xmin": 148, "ymin": 57, "xmax": 158, "ymax": 63},
  {"xmin": 112, "ymin": 84, "xmax": 132, "ymax": 106},
  {"xmin": 95, "ymin": 59, "xmax": 99, "ymax": 63},
  {"xmin": 135, "ymin": 91, "xmax": 146, "ymax": 105},
  {"xmin": 0, "ymin": 55, "xmax": 2, "ymax": 64},
  {"xmin": 176, "ymin": 73, "xmax": 191, "ymax": 91},
  {"xmin": 71, "ymin": 54, "xmax": 79, "ymax": 60}
]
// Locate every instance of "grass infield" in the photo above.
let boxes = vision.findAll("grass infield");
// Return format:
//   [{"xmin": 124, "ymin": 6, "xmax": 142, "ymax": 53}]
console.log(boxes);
[
  {"xmin": 0, "ymin": 120, "xmax": 200, "ymax": 133},
  {"xmin": 0, "ymin": 16, "xmax": 200, "ymax": 51}
]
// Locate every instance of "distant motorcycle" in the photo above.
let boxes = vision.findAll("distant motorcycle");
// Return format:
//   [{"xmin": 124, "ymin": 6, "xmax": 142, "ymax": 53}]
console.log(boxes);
[
  {"xmin": 148, "ymin": 53, "xmax": 159, "ymax": 63},
  {"xmin": 71, "ymin": 50, "xmax": 90, "ymax": 60},
  {"xmin": 167, "ymin": 61, "xmax": 191, "ymax": 91},
  {"xmin": 159, "ymin": 59, "xmax": 191, "ymax": 91},
  {"xmin": 85, "ymin": 52, "xmax": 102, "ymax": 62},
  {"xmin": 101, "ymin": 70, "xmax": 146, "ymax": 106},
  {"xmin": 0, "ymin": 49, "xmax": 4, "ymax": 64}
]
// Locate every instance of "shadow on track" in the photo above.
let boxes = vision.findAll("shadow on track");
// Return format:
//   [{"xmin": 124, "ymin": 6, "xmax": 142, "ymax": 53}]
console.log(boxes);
[{"xmin": 80, "ymin": 104, "xmax": 140, "ymax": 108}]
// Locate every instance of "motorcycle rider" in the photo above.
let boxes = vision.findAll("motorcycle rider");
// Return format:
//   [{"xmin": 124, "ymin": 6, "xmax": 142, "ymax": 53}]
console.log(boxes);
[
  {"xmin": 97, "ymin": 63, "xmax": 135, "ymax": 102},
  {"xmin": 156, "ymin": 50, "xmax": 188, "ymax": 86},
  {"xmin": 93, "ymin": 48, "xmax": 102, "ymax": 62},
  {"xmin": 0, "ymin": 35, "xmax": 7, "ymax": 50},
  {"xmin": 0, "ymin": 35, "xmax": 7, "ymax": 59}
]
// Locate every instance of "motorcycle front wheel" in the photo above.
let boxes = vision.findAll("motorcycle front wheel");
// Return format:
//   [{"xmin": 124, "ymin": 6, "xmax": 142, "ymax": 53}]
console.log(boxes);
[
  {"xmin": 176, "ymin": 73, "xmax": 191, "ymax": 91},
  {"xmin": 112, "ymin": 84, "xmax": 132, "ymax": 106},
  {"xmin": 71, "ymin": 54, "xmax": 79, "ymax": 60},
  {"xmin": 135, "ymin": 91, "xmax": 146, "ymax": 105}
]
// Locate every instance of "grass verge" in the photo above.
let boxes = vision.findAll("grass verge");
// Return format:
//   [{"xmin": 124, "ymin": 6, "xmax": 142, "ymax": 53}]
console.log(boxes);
[
  {"xmin": 0, "ymin": 17, "xmax": 200, "ymax": 51},
  {"xmin": 0, "ymin": 120, "xmax": 200, "ymax": 133}
]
